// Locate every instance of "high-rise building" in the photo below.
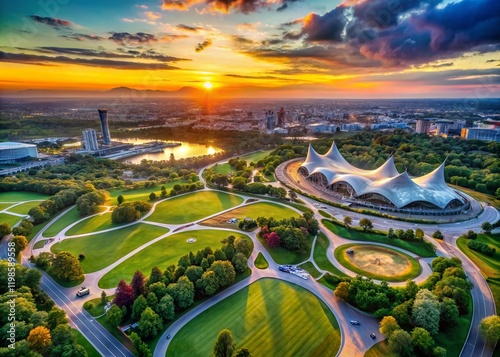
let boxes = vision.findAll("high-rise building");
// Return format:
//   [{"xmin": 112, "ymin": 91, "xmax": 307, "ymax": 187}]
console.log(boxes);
[
  {"xmin": 461, "ymin": 128, "xmax": 500, "ymax": 142},
  {"xmin": 82, "ymin": 129, "xmax": 99, "ymax": 151},
  {"xmin": 277, "ymin": 107, "xmax": 285, "ymax": 127},
  {"xmin": 265, "ymin": 110, "xmax": 275, "ymax": 130},
  {"xmin": 98, "ymin": 109, "xmax": 111, "ymax": 145},
  {"xmin": 415, "ymin": 119, "xmax": 431, "ymax": 134}
]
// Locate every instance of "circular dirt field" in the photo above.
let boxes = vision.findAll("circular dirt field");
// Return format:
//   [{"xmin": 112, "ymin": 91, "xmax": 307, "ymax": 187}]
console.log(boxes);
[{"xmin": 335, "ymin": 244, "xmax": 421, "ymax": 281}]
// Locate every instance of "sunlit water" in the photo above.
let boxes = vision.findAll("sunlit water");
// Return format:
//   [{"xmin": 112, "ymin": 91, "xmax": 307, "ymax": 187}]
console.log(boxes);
[{"xmin": 116, "ymin": 138, "xmax": 223, "ymax": 163}]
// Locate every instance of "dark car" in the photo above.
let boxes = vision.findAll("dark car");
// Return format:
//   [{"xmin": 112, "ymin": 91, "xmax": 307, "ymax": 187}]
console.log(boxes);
[
  {"xmin": 278, "ymin": 265, "xmax": 288, "ymax": 272},
  {"xmin": 370, "ymin": 333, "xmax": 376, "ymax": 339},
  {"xmin": 350, "ymin": 320, "xmax": 360, "ymax": 325}
]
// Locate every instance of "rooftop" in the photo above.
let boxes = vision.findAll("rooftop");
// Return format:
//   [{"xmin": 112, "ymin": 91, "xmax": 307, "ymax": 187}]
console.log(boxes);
[{"xmin": 0, "ymin": 142, "xmax": 37, "ymax": 149}]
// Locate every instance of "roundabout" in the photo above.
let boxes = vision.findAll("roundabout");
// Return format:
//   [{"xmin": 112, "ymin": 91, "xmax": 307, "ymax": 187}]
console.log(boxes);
[{"xmin": 334, "ymin": 244, "xmax": 421, "ymax": 282}]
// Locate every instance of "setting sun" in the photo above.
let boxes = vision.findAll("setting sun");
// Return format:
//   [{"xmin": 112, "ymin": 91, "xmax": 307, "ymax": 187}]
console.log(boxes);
[{"xmin": 203, "ymin": 82, "xmax": 213, "ymax": 90}]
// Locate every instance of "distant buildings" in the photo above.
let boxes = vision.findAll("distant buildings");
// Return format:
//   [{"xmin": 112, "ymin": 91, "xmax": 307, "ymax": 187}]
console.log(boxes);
[
  {"xmin": 98, "ymin": 109, "xmax": 111, "ymax": 145},
  {"xmin": 82, "ymin": 129, "xmax": 99, "ymax": 151},
  {"xmin": 415, "ymin": 119, "xmax": 431, "ymax": 134},
  {"xmin": 277, "ymin": 107, "xmax": 285, "ymax": 127},
  {"xmin": 265, "ymin": 110, "xmax": 276, "ymax": 130},
  {"xmin": 461, "ymin": 128, "xmax": 500, "ymax": 142},
  {"xmin": 0, "ymin": 142, "xmax": 38, "ymax": 163}
]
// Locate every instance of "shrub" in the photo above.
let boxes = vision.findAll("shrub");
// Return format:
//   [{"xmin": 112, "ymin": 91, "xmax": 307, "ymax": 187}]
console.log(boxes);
[{"xmin": 468, "ymin": 240, "xmax": 496, "ymax": 256}]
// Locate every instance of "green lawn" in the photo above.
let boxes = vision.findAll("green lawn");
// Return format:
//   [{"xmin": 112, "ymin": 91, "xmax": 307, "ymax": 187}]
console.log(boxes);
[
  {"xmin": 254, "ymin": 252, "xmax": 269, "ymax": 269},
  {"xmin": 313, "ymin": 233, "xmax": 349, "ymax": 277},
  {"xmin": 33, "ymin": 240, "xmax": 48, "ymax": 249},
  {"xmin": 0, "ymin": 213, "xmax": 21, "ymax": 227},
  {"xmin": 318, "ymin": 210, "xmax": 333, "ymax": 218},
  {"xmin": 99, "ymin": 230, "xmax": 252, "ymax": 288},
  {"xmin": 0, "ymin": 203, "xmax": 14, "ymax": 211},
  {"xmin": 107, "ymin": 181, "xmax": 187, "ymax": 204},
  {"xmin": 7, "ymin": 201, "xmax": 43, "ymax": 215},
  {"xmin": 146, "ymin": 191, "xmax": 244, "ymax": 224},
  {"xmin": 43, "ymin": 206, "xmax": 80, "ymax": 238},
  {"xmin": 167, "ymin": 279, "xmax": 340, "ymax": 357},
  {"xmin": 364, "ymin": 340, "xmax": 397, "ymax": 357},
  {"xmin": 66, "ymin": 212, "xmax": 127, "ymax": 236},
  {"xmin": 200, "ymin": 201, "xmax": 300, "ymax": 229},
  {"xmin": 323, "ymin": 220, "xmax": 436, "ymax": 257},
  {"xmin": 72, "ymin": 329, "xmax": 101, "ymax": 357},
  {"xmin": 209, "ymin": 150, "xmax": 273, "ymax": 175},
  {"xmin": 457, "ymin": 234, "xmax": 500, "ymax": 311},
  {"xmin": 256, "ymin": 232, "xmax": 313, "ymax": 265},
  {"xmin": 51, "ymin": 224, "xmax": 169, "ymax": 273},
  {"xmin": 83, "ymin": 295, "xmax": 113, "ymax": 317},
  {"xmin": 27, "ymin": 220, "xmax": 52, "ymax": 242},
  {"xmin": 334, "ymin": 244, "xmax": 421, "ymax": 282},
  {"xmin": 298, "ymin": 261, "xmax": 322, "ymax": 278},
  {"xmin": 449, "ymin": 184, "xmax": 500, "ymax": 209},
  {"xmin": 0, "ymin": 191, "xmax": 49, "ymax": 202},
  {"xmin": 210, "ymin": 162, "xmax": 233, "ymax": 175}
]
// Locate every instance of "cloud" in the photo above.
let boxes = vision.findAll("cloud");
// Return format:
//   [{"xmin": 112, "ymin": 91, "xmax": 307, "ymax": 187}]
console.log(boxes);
[
  {"xmin": 161, "ymin": 0, "xmax": 300, "ymax": 14},
  {"xmin": 236, "ymin": 23, "xmax": 259, "ymax": 32},
  {"xmin": 109, "ymin": 32, "xmax": 158, "ymax": 45},
  {"xmin": 276, "ymin": 0, "xmax": 301, "ymax": 12},
  {"xmin": 145, "ymin": 11, "xmax": 162, "ymax": 20},
  {"xmin": 176, "ymin": 24, "xmax": 203, "ymax": 32},
  {"xmin": 0, "ymin": 51, "xmax": 179, "ymax": 70},
  {"xmin": 59, "ymin": 33, "xmax": 104, "ymax": 41},
  {"xmin": 195, "ymin": 39, "xmax": 212, "ymax": 52},
  {"xmin": 29, "ymin": 15, "xmax": 72, "ymax": 29},
  {"xmin": 225, "ymin": 73, "xmax": 293, "ymax": 80}
]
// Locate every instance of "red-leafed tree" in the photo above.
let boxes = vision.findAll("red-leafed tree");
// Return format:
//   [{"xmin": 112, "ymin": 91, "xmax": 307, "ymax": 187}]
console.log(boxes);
[
  {"xmin": 131, "ymin": 270, "xmax": 145, "ymax": 298},
  {"xmin": 113, "ymin": 279, "xmax": 134, "ymax": 308},
  {"xmin": 266, "ymin": 232, "xmax": 281, "ymax": 247}
]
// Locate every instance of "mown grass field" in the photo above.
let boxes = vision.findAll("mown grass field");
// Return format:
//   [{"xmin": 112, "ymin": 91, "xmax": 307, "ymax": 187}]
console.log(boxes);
[
  {"xmin": 254, "ymin": 252, "xmax": 269, "ymax": 269},
  {"xmin": 457, "ymin": 233, "xmax": 500, "ymax": 311},
  {"xmin": 106, "ymin": 181, "xmax": 187, "ymax": 204},
  {"xmin": 6, "ymin": 201, "xmax": 43, "ymax": 214},
  {"xmin": 0, "ymin": 191, "xmax": 49, "ymax": 202},
  {"xmin": 0, "ymin": 203, "xmax": 13, "ymax": 211},
  {"xmin": 200, "ymin": 201, "xmax": 300, "ymax": 230},
  {"xmin": 146, "ymin": 191, "xmax": 244, "ymax": 224},
  {"xmin": 323, "ymin": 220, "xmax": 436, "ymax": 257},
  {"xmin": 43, "ymin": 206, "xmax": 79, "ymax": 237},
  {"xmin": 83, "ymin": 295, "xmax": 113, "ymax": 317},
  {"xmin": 66, "ymin": 212, "xmax": 126, "ymax": 236},
  {"xmin": 51, "ymin": 223, "xmax": 169, "ymax": 273},
  {"xmin": 72, "ymin": 329, "xmax": 101, "ymax": 357},
  {"xmin": 335, "ymin": 244, "xmax": 421, "ymax": 282},
  {"xmin": 167, "ymin": 279, "xmax": 340, "ymax": 357},
  {"xmin": 99, "ymin": 230, "xmax": 252, "ymax": 288},
  {"xmin": 364, "ymin": 340, "xmax": 398, "ymax": 357},
  {"xmin": 313, "ymin": 233, "xmax": 349, "ymax": 277},
  {"xmin": 298, "ymin": 261, "xmax": 322, "ymax": 278},
  {"xmin": 0, "ymin": 213, "xmax": 22, "ymax": 227}
]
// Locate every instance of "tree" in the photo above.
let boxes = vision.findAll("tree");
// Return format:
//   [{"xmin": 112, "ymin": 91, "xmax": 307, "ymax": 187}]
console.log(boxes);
[
  {"xmin": 11, "ymin": 235, "xmax": 28, "ymax": 255},
  {"xmin": 101, "ymin": 291, "xmax": 107, "ymax": 306},
  {"xmin": 47, "ymin": 307, "xmax": 67, "ymax": 330},
  {"xmin": 479, "ymin": 315, "xmax": 500, "ymax": 345},
  {"xmin": 51, "ymin": 323, "xmax": 74, "ymax": 347},
  {"xmin": 209, "ymin": 261, "xmax": 236, "ymax": 288},
  {"xmin": 148, "ymin": 282, "xmax": 167, "ymax": 299},
  {"xmin": 113, "ymin": 279, "xmax": 135, "ymax": 308},
  {"xmin": 52, "ymin": 251, "xmax": 84, "ymax": 281},
  {"xmin": 411, "ymin": 327, "xmax": 435, "ymax": 356},
  {"xmin": 343, "ymin": 216, "xmax": 352, "ymax": 228},
  {"xmin": 334, "ymin": 282, "xmax": 350, "ymax": 302},
  {"xmin": 138, "ymin": 307, "xmax": 162, "ymax": 339},
  {"xmin": 27, "ymin": 326, "xmax": 52, "ymax": 354},
  {"xmin": 288, "ymin": 190, "xmax": 297, "ymax": 201},
  {"xmin": 232, "ymin": 176, "xmax": 247, "ymax": 190},
  {"xmin": 185, "ymin": 265, "xmax": 204, "ymax": 283},
  {"xmin": 379, "ymin": 316, "xmax": 400, "ymax": 338},
  {"xmin": 200, "ymin": 270, "xmax": 219, "ymax": 296},
  {"xmin": 130, "ymin": 332, "xmax": 152, "ymax": 357},
  {"xmin": 156, "ymin": 294, "xmax": 175, "ymax": 322},
  {"xmin": 432, "ymin": 230, "xmax": 443, "ymax": 239},
  {"xmin": 265, "ymin": 232, "xmax": 281, "ymax": 247},
  {"xmin": 132, "ymin": 295, "xmax": 148, "ymax": 321},
  {"xmin": 131, "ymin": 270, "xmax": 146, "ymax": 298},
  {"xmin": 149, "ymin": 192, "xmax": 157, "ymax": 201},
  {"xmin": 415, "ymin": 228, "xmax": 424, "ymax": 241},
  {"xmin": 405, "ymin": 280, "xmax": 419, "ymax": 300},
  {"xmin": 412, "ymin": 289, "xmax": 441, "ymax": 335},
  {"xmin": 232, "ymin": 252, "xmax": 248, "ymax": 273},
  {"xmin": 440, "ymin": 297, "xmax": 459, "ymax": 328},
  {"xmin": 117, "ymin": 195, "xmax": 124, "ymax": 205},
  {"xmin": 359, "ymin": 218, "xmax": 373, "ymax": 231},
  {"xmin": 387, "ymin": 228, "xmax": 396, "ymax": 239},
  {"xmin": 234, "ymin": 237, "xmax": 253, "ymax": 257},
  {"xmin": 388, "ymin": 329, "xmax": 413, "ymax": 357},
  {"xmin": 147, "ymin": 266, "xmax": 163, "ymax": 286},
  {"xmin": 30, "ymin": 311, "xmax": 48, "ymax": 327},
  {"xmin": 107, "ymin": 304, "xmax": 123, "ymax": 327},
  {"xmin": 166, "ymin": 276, "xmax": 195, "ymax": 309},
  {"xmin": 482, "ymin": 222, "xmax": 493, "ymax": 234},
  {"xmin": 112, "ymin": 203, "xmax": 141, "ymax": 223},
  {"xmin": 0, "ymin": 223, "xmax": 11, "ymax": 238},
  {"xmin": 235, "ymin": 348, "xmax": 252, "ymax": 357},
  {"xmin": 213, "ymin": 329, "xmax": 235, "ymax": 357}
]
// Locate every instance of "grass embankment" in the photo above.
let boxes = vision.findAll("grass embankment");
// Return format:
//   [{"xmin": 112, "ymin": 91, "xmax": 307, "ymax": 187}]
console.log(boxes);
[
  {"xmin": 51, "ymin": 224, "xmax": 169, "ymax": 273},
  {"xmin": 323, "ymin": 220, "xmax": 436, "ymax": 258},
  {"xmin": 364, "ymin": 340, "xmax": 398, "ymax": 357},
  {"xmin": 72, "ymin": 329, "xmax": 101, "ymax": 357},
  {"xmin": 313, "ymin": 233, "xmax": 349, "ymax": 278},
  {"xmin": 200, "ymin": 202, "xmax": 300, "ymax": 230},
  {"xmin": 43, "ymin": 206, "xmax": 80, "ymax": 237},
  {"xmin": 298, "ymin": 261, "xmax": 322, "ymax": 279},
  {"xmin": 167, "ymin": 279, "xmax": 340, "ymax": 357},
  {"xmin": 0, "ymin": 213, "xmax": 22, "ymax": 227},
  {"xmin": 254, "ymin": 253, "xmax": 269, "ymax": 269},
  {"xmin": 334, "ymin": 244, "xmax": 421, "ymax": 282},
  {"xmin": 146, "ymin": 191, "xmax": 244, "ymax": 224},
  {"xmin": 99, "ymin": 230, "xmax": 252, "ymax": 289},
  {"xmin": 457, "ymin": 233, "xmax": 500, "ymax": 311},
  {"xmin": 318, "ymin": 210, "xmax": 333, "ymax": 218},
  {"xmin": 449, "ymin": 184, "xmax": 500, "ymax": 209},
  {"xmin": 256, "ymin": 232, "xmax": 313, "ymax": 265}
]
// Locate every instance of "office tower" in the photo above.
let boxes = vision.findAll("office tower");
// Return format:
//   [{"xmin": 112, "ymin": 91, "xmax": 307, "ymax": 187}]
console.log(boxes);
[
  {"xmin": 277, "ymin": 107, "xmax": 285, "ymax": 127},
  {"xmin": 415, "ymin": 119, "xmax": 431, "ymax": 134},
  {"xmin": 82, "ymin": 129, "xmax": 99, "ymax": 151},
  {"xmin": 266, "ymin": 110, "xmax": 275, "ymax": 130},
  {"xmin": 98, "ymin": 109, "xmax": 111, "ymax": 145}
]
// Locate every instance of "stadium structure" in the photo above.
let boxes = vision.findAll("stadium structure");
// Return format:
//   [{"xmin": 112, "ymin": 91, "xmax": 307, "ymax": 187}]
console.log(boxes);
[
  {"xmin": 0, "ymin": 142, "xmax": 38, "ymax": 163},
  {"xmin": 298, "ymin": 142, "xmax": 470, "ymax": 215}
]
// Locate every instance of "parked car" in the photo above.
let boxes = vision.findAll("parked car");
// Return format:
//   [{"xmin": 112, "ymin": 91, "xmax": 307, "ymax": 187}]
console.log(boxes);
[
  {"xmin": 76, "ymin": 287, "xmax": 90, "ymax": 297},
  {"xmin": 350, "ymin": 320, "xmax": 360, "ymax": 325},
  {"xmin": 370, "ymin": 333, "xmax": 376, "ymax": 339}
]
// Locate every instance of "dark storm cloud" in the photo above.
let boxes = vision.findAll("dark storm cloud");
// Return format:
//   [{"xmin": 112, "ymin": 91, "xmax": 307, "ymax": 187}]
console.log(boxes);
[
  {"xmin": 291, "ymin": 7, "xmax": 347, "ymax": 42},
  {"xmin": 176, "ymin": 24, "xmax": 203, "ymax": 32},
  {"xmin": 29, "ymin": 15, "xmax": 72, "ymax": 28},
  {"xmin": 195, "ymin": 39, "xmax": 212, "ymax": 52},
  {"xmin": 276, "ymin": 0, "xmax": 301, "ymax": 12},
  {"xmin": 0, "ymin": 51, "xmax": 180, "ymax": 70}
]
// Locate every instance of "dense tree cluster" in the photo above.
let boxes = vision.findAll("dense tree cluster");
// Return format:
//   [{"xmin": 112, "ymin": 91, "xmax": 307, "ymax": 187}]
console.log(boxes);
[
  {"xmin": 334, "ymin": 257, "xmax": 472, "ymax": 356},
  {"xmin": 0, "ymin": 262, "xmax": 87, "ymax": 356},
  {"xmin": 467, "ymin": 240, "xmax": 496, "ymax": 256},
  {"xmin": 75, "ymin": 189, "xmax": 108, "ymax": 216},
  {"xmin": 107, "ymin": 235, "xmax": 252, "ymax": 349},
  {"xmin": 111, "ymin": 201, "xmax": 152, "ymax": 223},
  {"xmin": 31, "ymin": 251, "xmax": 84, "ymax": 282},
  {"xmin": 257, "ymin": 212, "xmax": 319, "ymax": 254}
]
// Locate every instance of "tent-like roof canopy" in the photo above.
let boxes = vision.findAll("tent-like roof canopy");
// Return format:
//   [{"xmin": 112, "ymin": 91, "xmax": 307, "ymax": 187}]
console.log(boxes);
[{"xmin": 300, "ymin": 142, "xmax": 464, "ymax": 209}]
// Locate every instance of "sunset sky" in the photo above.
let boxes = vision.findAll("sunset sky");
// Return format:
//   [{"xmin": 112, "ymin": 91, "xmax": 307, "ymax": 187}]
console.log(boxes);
[{"xmin": 0, "ymin": 0, "xmax": 498, "ymax": 98}]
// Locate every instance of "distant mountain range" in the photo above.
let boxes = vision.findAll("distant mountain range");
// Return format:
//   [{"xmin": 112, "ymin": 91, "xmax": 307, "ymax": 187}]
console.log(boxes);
[{"xmin": 3, "ymin": 86, "xmax": 204, "ymax": 98}]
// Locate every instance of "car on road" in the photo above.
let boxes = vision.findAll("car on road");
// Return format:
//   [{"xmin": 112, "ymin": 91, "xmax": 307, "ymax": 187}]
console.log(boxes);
[
  {"xmin": 313, "ymin": 203, "xmax": 320, "ymax": 207},
  {"xmin": 350, "ymin": 320, "xmax": 360, "ymax": 325},
  {"xmin": 76, "ymin": 287, "xmax": 90, "ymax": 297},
  {"xmin": 370, "ymin": 333, "xmax": 376, "ymax": 339}
]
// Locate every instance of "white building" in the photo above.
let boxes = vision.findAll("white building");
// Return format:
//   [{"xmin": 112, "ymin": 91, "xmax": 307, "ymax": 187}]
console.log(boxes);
[
  {"xmin": 82, "ymin": 129, "xmax": 99, "ymax": 151},
  {"xmin": 0, "ymin": 142, "xmax": 38, "ymax": 163}
]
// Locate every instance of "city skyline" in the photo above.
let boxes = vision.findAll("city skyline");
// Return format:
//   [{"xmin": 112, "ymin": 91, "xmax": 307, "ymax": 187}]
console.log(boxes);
[{"xmin": 0, "ymin": 0, "xmax": 499, "ymax": 98}]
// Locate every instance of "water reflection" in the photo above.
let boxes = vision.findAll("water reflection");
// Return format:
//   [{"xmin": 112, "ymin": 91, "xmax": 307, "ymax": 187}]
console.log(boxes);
[{"xmin": 117, "ymin": 138, "xmax": 222, "ymax": 163}]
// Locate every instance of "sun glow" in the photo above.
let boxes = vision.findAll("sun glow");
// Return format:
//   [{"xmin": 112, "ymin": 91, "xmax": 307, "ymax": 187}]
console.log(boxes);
[{"xmin": 203, "ymin": 81, "xmax": 213, "ymax": 89}]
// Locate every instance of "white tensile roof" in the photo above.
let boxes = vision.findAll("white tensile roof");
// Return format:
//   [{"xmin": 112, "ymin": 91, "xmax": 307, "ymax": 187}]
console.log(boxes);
[{"xmin": 300, "ymin": 142, "xmax": 464, "ymax": 209}]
